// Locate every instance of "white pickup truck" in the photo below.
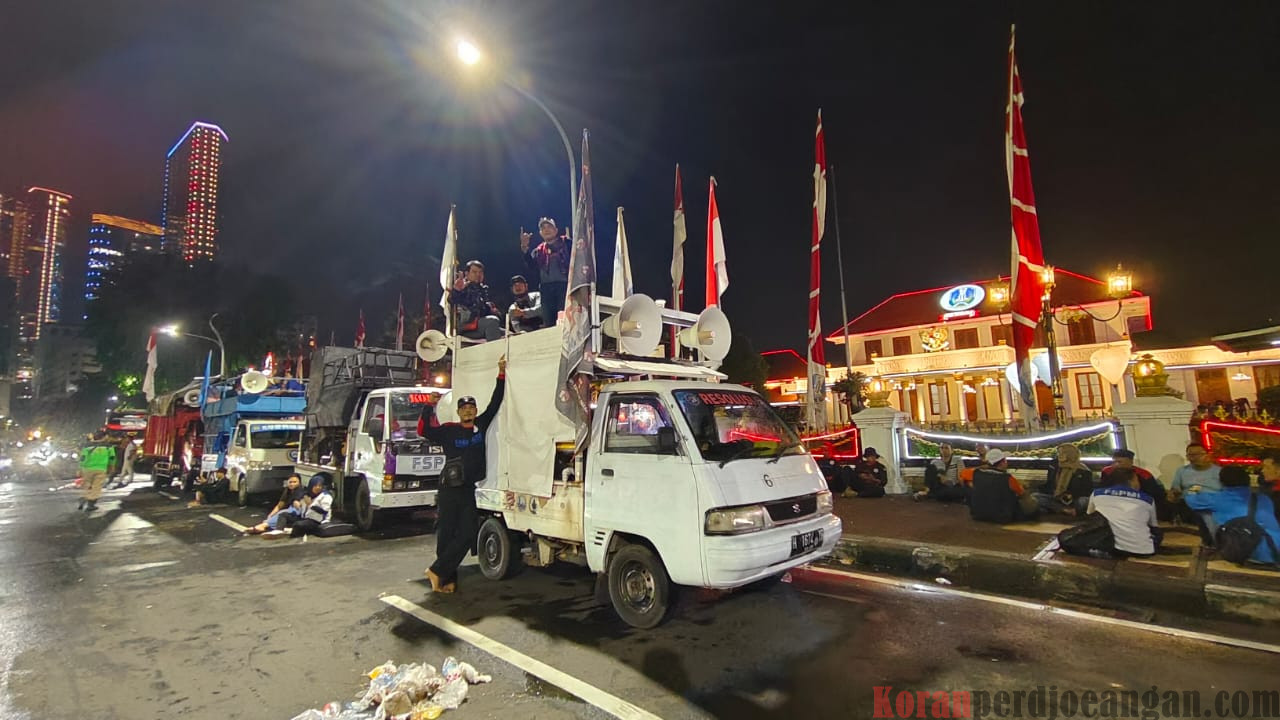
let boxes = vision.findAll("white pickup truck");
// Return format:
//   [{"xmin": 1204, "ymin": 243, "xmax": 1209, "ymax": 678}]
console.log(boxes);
[{"xmin": 441, "ymin": 321, "xmax": 841, "ymax": 628}]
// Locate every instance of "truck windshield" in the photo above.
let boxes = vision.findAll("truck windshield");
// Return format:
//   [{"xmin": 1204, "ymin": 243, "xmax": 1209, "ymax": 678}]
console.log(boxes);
[
  {"xmin": 672, "ymin": 389, "xmax": 804, "ymax": 464},
  {"xmin": 250, "ymin": 429, "xmax": 302, "ymax": 450},
  {"xmin": 386, "ymin": 392, "xmax": 434, "ymax": 440}
]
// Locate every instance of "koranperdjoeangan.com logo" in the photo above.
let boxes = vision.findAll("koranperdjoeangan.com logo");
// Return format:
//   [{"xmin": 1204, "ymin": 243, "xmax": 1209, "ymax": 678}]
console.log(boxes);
[{"xmin": 872, "ymin": 686, "xmax": 1280, "ymax": 719}]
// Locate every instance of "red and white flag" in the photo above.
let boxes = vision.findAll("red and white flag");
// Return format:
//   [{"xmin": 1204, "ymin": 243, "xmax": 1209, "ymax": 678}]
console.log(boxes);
[
  {"xmin": 1006, "ymin": 25, "xmax": 1047, "ymax": 417},
  {"xmin": 670, "ymin": 165, "xmax": 687, "ymax": 355},
  {"xmin": 396, "ymin": 293, "xmax": 405, "ymax": 351},
  {"xmin": 705, "ymin": 177, "xmax": 728, "ymax": 308},
  {"xmin": 142, "ymin": 332, "xmax": 157, "ymax": 401},
  {"xmin": 355, "ymin": 309, "xmax": 366, "ymax": 348},
  {"xmin": 807, "ymin": 110, "xmax": 829, "ymax": 431}
]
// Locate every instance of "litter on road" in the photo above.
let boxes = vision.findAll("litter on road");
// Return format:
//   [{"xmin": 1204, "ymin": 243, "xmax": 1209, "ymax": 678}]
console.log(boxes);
[{"xmin": 288, "ymin": 657, "xmax": 492, "ymax": 720}]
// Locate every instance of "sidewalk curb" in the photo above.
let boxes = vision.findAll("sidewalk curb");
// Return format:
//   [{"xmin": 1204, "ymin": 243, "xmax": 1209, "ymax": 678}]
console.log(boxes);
[{"xmin": 824, "ymin": 534, "xmax": 1280, "ymax": 626}]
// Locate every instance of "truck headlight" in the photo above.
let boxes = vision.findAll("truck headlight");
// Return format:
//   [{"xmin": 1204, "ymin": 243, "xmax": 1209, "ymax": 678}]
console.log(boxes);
[
  {"xmin": 247, "ymin": 460, "xmax": 274, "ymax": 471},
  {"xmin": 705, "ymin": 505, "xmax": 767, "ymax": 535},
  {"xmin": 816, "ymin": 490, "xmax": 833, "ymax": 515}
]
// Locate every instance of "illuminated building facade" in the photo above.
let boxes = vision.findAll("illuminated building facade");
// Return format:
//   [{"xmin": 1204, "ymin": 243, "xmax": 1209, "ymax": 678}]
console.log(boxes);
[
  {"xmin": 18, "ymin": 187, "xmax": 71, "ymax": 342},
  {"xmin": 85, "ymin": 214, "xmax": 164, "ymax": 314},
  {"xmin": 163, "ymin": 121, "xmax": 227, "ymax": 264}
]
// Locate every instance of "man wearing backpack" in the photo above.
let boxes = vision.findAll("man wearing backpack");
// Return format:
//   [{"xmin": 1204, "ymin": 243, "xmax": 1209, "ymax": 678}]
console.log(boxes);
[{"xmin": 1185, "ymin": 465, "xmax": 1280, "ymax": 564}]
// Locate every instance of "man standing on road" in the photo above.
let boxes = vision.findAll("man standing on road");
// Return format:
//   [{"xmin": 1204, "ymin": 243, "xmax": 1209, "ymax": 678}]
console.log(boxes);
[
  {"xmin": 521, "ymin": 218, "xmax": 570, "ymax": 327},
  {"xmin": 78, "ymin": 433, "xmax": 117, "ymax": 513},
  {"xmin": 418, "ymin": 356, "xmax": 507, "ymax": 593}
]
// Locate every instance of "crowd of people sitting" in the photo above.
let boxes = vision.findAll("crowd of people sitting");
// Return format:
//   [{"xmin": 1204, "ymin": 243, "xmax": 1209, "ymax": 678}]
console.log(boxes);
[
  {"xmin": 821, "ymin": 441, "xmax": 1280, "ymax": 566},
  {"xmin": 184, "ymin": 470, "xmax": 334, "ymax": 539}
]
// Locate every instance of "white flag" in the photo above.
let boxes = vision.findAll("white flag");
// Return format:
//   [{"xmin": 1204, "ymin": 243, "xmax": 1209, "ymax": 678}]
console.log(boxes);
[
  {"xmin": 142, "ymin": 332, "xmax": 157, "ymax": 401},
  {"xmin": 671, "ymin": 164, "xmax": 686, "ymax": 309},
  {"xmin": 612, "ymin": 206, "xmax": 633, "ymax": 298},
  {"xmin": 439, "ymin": 205, "xmax": 458, "ymax": 335}
]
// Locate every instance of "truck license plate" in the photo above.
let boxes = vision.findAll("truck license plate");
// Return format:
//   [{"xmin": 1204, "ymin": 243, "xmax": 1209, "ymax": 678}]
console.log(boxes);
[{"xmin": 790, "ymin": 529, "xmax": 822, "ymax": 557}]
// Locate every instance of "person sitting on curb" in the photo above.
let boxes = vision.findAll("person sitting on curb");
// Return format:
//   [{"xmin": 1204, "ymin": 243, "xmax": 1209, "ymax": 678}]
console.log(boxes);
[
  {"xmin": 969, "ymin": 449, "xmax": 1039, "ymax": 523},
  {"xmin": 245, "ymin": 474, "xmax": 308, "ymax": 535},
  {"xmin": 265, "ymin": 476, "xmax": 333, "ymax": 538},
  {"xmin": 1169, "ymin": 442, "xmax": 1222, "ymax": 547},
  {"xmin": 188, "ymin": 467, "xmax": 230, "ymax": 507},
  {"xmin": 915, "ymin": 442, "xmax": 966, "ymax": 503},
  {"xmin": 1184, "ymin": 465, "xmax": 1280, "ymax": 564},
  {"xmin": 959, "ymin": 443, "xmax": 990, "ymax": 487},
  {"xmin": 848, "ymin": 447, "xmax": 887, "ymax": 498},
  {"xmin": 1086, "ymin": 466, "xmax": 1162, "ymax": 558},
  {"xmin": 1101, "ymin": 449, "xmax": 1172, "ymax": 521},
  {"xmin": 1036, "ymin": 444, "xmax": 1095, "ymax": 517}
]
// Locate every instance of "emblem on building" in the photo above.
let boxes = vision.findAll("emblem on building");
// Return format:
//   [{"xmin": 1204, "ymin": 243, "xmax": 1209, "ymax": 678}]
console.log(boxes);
[{"xmin": 921, "ymin": 326, "xmax": 950, "ymax": 353}]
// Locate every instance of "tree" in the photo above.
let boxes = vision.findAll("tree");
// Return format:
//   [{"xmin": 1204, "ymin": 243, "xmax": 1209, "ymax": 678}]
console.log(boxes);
[
  {"xmin": 718, "ymin": 334, "xmax": 769, "ymax": 391},
  {"xmin": 832, "ymin": 372, "xmax": 869, "ymax": 418}
]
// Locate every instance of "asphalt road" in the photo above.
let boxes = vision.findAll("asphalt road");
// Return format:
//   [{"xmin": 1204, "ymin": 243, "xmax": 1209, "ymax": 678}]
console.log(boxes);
[{"xmin": 2, "ymin": 467, "xmax": 1277, "ymax": 720}]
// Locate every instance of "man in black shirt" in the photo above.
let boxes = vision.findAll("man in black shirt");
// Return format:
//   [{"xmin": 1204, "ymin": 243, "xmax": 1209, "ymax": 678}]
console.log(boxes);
[{"xmin": 418, "ymin": 356, "xmax": 507, "ymax": 592}]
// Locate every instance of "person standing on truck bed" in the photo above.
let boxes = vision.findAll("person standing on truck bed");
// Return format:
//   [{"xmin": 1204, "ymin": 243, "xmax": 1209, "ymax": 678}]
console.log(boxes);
[
  {"xmin": 506, "ymin": 275, "xmax": 543, "ymax": 334},
  {"xmin": 520, "ymin": 217, "xmax": 569, "ymax": 327},
  {"xmin": 417, "ymin": 356, "xmax": 507, "ymax": 593},
  {"xmin": 451, "ymin": 260, "xmax": 503, "ymax": 341}
]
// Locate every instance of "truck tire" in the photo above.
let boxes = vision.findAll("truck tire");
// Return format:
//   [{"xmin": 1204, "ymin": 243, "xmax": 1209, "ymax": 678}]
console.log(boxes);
[
  {"xmin": 607, "ymin": 543, "xmax": 672, "ymax": 629},
  {"xmin": 237, "ymin": 475, "xmax": 249, "ymax": 507},
  {"xmin": 354, "ymin": 477, "xmax": 378, "ymax": 532},
  {"xmin": 477, "ymin": 517, "xmax": 522, "ymax": 580}
]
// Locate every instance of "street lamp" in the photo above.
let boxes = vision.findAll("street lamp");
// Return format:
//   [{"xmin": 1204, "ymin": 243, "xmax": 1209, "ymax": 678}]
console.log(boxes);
[
  {"xmin": 452, "ymin": 36, "xmax": 578, "ymax": 239},
  {"xmin": 161, "ymin": 313, "xmax": 226, "ymax": 378}
]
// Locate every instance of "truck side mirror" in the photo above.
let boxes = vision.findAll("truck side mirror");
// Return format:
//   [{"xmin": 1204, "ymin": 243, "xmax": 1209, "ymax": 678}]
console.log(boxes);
[
  {"xmin": 367, "ymin": 419, "xmax": 384, "ymax": 443},
  {"xmin": 657, "ymin": 427, "xmax": 677, "ymax": 455}
]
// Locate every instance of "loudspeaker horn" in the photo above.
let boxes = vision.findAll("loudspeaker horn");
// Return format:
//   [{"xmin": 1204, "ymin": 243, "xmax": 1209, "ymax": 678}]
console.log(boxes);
[
  {"xmin": 240, "ymin": 370, "xmax": 270, "ymax": 395},
  {"xmin": 678, "ymin": 307, "xmax": 732, "ymax": 362},
  {"xmin": 601, "ymin": 294, "xmax": 663, "ymax": 356},
  {"xmin": 183, "ymin": 388, "xmax": 202, "ymax": 407},
  {"xmin": 416, "ymin": 329, "xmax": 448, "ymax": 362}
]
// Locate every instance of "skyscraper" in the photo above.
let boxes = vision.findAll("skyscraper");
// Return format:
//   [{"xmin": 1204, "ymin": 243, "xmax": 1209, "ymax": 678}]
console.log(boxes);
[
  {"xmin": 84, "ymin": 214, "xmax": 164, "ymax": 315},
  {"xmin": 163, "ymin": 121, "xmax": 227, "ymax": 264},
  {"xmin": 20, "ymin": 187, "xmax": 71, "ymax": 341},
  {"xmin": 0, "ymin": 193, "xmax": 31, "ymax": 297}
]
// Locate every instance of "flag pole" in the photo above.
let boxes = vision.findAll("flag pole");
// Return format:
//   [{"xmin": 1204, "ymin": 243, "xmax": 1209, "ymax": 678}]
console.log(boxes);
[{"xmin": 829, "ymin": 164, "xmax": 853, "ymax": 376}]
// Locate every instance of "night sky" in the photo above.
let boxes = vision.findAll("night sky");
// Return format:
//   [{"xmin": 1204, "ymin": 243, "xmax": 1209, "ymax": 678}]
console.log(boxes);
[{"xmin": 2, "ymin": 1, "xmax": 1277, "ymax": 356}]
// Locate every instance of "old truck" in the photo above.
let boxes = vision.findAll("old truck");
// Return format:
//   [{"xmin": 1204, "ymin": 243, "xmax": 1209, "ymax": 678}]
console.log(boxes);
[
  {"xmin": 141, "ymin": 381, "xmax": 204, "ymax": 489},
  {"xmin": 440, "ymin": 296, "xmax": 841, "ymax": 628},
  {"xmin": 200, "ymin": 374, "xmax": 307, "ymax": 503},
  {"xmin": 294, "ymin": 346, "xmax": 448, "ymax": 531}
]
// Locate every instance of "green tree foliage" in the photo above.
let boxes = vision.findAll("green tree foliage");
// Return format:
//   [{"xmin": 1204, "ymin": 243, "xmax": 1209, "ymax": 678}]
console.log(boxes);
[
  {"xmin": 832, "ymin": 372, "xmax": 868, "ymax": 417},
  {"xmin": 718, "ymin": 334, "xmax": 769, "ymax": 391}
]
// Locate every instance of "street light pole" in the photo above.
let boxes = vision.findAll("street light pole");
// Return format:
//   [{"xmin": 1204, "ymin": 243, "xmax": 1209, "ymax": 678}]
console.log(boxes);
[
  {"xmin": 507, "ymin": 83, "xmax": 578, "ymax": 239},
  {"xmin": 208, "ymin": 313, "xmax": 226, "ymax": 378}
]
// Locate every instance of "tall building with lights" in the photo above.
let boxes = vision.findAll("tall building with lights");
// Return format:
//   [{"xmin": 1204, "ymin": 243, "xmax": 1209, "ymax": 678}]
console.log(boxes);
[
  {"xmin": 163, "ymin": 121, "xmax": 227, "ymax": 264},
  {"xmin": 18, "ymin": 187, "xmax": 71, "ymax": 342},
  {"xmin": 84, "ymin": 214, "xmax": 164, "ymax": 315}
]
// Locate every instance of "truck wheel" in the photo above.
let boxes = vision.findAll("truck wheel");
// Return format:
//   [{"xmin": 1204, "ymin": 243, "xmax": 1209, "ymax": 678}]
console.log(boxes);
[
  {"xmin": 237, "ymin": 476, "xmax": 249, "ymax": 507},
  {"xmin": 477, "ymin": 517, "xmax": 522, "ymax": 580},
  {"xmin": 607, "ymin": 544, "xmax": 672, "ymax": 629},
  {"xmin": 355, "ymin": 478, "xmax": 378, "ymax": 532}
]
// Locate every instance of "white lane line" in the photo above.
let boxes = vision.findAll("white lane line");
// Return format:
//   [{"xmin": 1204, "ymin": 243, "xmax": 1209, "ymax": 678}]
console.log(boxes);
[
  {"xmin": 381, "ymin": 595, "xmax": 663, "ymax": 720},
  {"xmin": 208, "ymin": 513, "xmax": 249, "ymax": 533},
  {"xmin": 159, "ymin": 491, "xmax": 179, "ymax": 501},
  {"xmin": 797, "ymin": 566, "xmax": 1280, "ymax": 655}
]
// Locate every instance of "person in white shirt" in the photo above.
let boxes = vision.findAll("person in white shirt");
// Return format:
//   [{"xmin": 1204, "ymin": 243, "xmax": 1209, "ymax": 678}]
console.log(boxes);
[{"xmin": 1087, "ymin": 467, "xmax": 1162, "ymax": 557}]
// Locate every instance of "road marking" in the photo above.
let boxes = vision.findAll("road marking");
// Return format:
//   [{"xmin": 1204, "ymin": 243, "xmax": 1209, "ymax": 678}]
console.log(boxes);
[
  {"xmin": 114, "ymin": 561, "xmax": 180, "ymax": 573},
  {"xmin": 208, "ymin": 513, "xmax": 249, "ymax": 533},
  {"xmin": 159, "ymin": 491, "xmax": 179, "ymax": 501},
  {"xmin": 796, "ymin": 566, "xmax": 1280, "ymax": 655},
  {"xmin": 381, "ymin": 594, "xmax": 663, "ymax": 720}
]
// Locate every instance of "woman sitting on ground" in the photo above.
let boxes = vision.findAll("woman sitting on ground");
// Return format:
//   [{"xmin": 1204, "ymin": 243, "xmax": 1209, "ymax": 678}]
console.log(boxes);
[
  {"xmin": 245, "ymin": 474, "xmax": 307, "ymax": 535},
  {"xmin": 282, "ymin": 475, "xmax": 333, "ymax": 538},
  {"xmin": 1037, "ymin": 444, "xmax": 1094, "ymax": 516}
]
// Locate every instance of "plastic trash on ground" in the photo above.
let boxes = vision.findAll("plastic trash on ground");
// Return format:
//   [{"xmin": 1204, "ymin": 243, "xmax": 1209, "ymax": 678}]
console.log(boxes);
[{"xmin": 288, "ymin": 657, "xmax": 490, "ymax": 719}]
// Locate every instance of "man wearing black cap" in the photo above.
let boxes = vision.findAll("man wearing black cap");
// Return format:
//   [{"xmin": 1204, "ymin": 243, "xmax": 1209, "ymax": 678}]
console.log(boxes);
[
  {"xmin": 849, "ymin": 447, "xmax": 888, "ymax": 498},
  {"xmin": 506, "ymin": 275, "xmax": 543, "ymax": 334},
  {"xmin": 417, "ymin": 356, "xmax": 507, "ymax": 593},
  {"xmin": 1101, "ymin": 448, "xmax": 1171, "ymax": 521},
  {"xmin": 520, "ymin": 218, "xmax": 570, "ymax": 327}
]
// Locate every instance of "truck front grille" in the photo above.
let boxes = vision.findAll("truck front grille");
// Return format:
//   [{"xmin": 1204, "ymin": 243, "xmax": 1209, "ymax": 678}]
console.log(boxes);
[{"xmin": 764, "ymin": 494, "xmax": 817, "ymax": 524}]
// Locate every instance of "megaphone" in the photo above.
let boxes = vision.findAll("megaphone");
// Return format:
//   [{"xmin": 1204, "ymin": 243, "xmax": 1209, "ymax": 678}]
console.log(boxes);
[
  {"xmin": 416, "ymin": 329, "xmax": 448, "ymax": 362},
  {"xmin": 240, "ymin": 370, "xmax": 270, "ymax": 395},
  {"xmin": 602, "ymin": 294, "xmax": 663, "ymax": 356},
  {"xmin": 183, "ymin": 388, "xmax": 202, "ymax": 407},
  {"xmin": 679, "ymin": 307, "xmax": 732, "ymax": 362}
]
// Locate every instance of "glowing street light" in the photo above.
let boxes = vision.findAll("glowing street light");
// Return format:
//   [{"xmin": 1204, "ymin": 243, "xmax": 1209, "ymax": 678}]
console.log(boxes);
[
  {"xmin": 456, "ymin": 39, "xmax": 481, "ymax": 66},
  {"xmin": 158, "ymin": 314, "xmax": 226, "ymax": 378},
  {"xmin": 450, "ymin": 35, "xmax": 578, "ymax": 238}
]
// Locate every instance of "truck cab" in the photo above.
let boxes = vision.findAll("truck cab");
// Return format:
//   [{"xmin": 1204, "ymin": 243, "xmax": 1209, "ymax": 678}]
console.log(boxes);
[{"xmin": 225, "ymin": 419, "xmax": 304, "ymax": 505}]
